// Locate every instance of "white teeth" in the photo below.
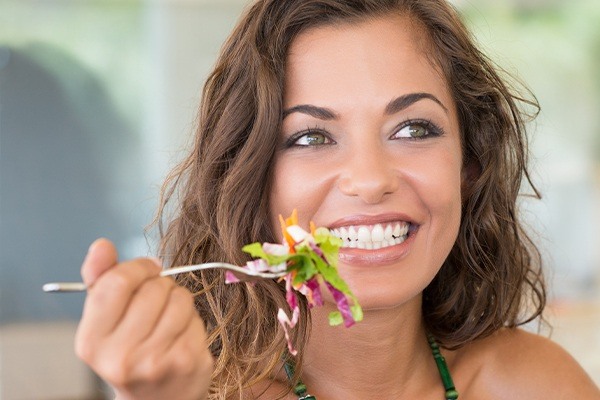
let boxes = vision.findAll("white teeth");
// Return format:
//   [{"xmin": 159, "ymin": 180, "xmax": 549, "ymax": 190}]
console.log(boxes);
[
  {"xmin": 357, "ymin": 226, "xmax": 371, "ymax": 242},
  {"xmin": 371, "ymin": 224, "xmax": 384, "ymax": 242},
  {"xmin": 348, "ymin": 226, "xmax": 357, "ymax": 241},
  {"xmin": 384, "ymin": 224, "xmax": 393, "ymax": 240},
  {"xmin": 393, "ymin": 223, "xmax": 401, "ymax": 237},
  {"xmin": 340, "ymin": 227, "xmax": 348, "ymax": 241},
  {"xmin": 329, "ymin": 221, "xmax": 411, "ymax": 249},
  {"xmin": 401, "ymin": 224, "xmax": 409, "ymax": 236}
]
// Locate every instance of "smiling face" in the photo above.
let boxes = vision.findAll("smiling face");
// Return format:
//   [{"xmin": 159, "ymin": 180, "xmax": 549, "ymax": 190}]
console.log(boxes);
[{"xmin": 270, "ymin": 15, "xmax": 463, "ymax": 310}]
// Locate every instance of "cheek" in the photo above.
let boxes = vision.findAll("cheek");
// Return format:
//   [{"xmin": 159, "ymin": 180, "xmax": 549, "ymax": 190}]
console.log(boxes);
[
  {"xmin": 268, "ymin": 154, "xmax": 334, "ymax": 238},
  {"xmin": 414, "ymin": 151, "xmax": 463, "ymax": 259}
]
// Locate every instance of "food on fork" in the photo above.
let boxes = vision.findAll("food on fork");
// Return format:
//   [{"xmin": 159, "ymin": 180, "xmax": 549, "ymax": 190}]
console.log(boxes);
[{"xmin": 227, "ymin": 210, "xmax": 363, "ymax": 355}]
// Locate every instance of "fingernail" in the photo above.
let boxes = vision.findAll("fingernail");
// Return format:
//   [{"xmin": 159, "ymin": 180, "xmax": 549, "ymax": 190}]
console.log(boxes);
[
  {"xmin": 85, "ymin": 238, "xmax": 105, "ymax": 262},
  {"xmin": 87, "ymin": 239, "xmax": 102, "ymax": 255},
  {"xmin": 87, "ymin": 241, "xmax": 96, "ymax": 255}
]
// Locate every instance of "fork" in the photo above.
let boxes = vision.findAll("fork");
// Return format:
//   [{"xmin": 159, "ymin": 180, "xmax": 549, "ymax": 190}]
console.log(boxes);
[{"xmin": 42, "ymin": 262, "xmax": 287, "ymax": 292}]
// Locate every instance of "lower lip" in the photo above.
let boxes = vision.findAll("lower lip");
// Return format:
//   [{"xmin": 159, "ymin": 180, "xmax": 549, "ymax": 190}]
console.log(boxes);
[{"xmin": 337, "ymin": 229, "xmax": 417, "ymax": 267}]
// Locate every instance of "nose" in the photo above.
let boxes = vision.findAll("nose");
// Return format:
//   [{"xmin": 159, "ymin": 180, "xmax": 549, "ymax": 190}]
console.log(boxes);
[{"xmin": 337, "ymin": 144, "xmax": 400, "ymax": 204}]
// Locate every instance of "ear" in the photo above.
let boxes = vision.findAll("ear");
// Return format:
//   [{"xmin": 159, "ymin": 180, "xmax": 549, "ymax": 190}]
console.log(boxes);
[{"xmin": 461, "ymin": 158, "xmax": 481, "ymax": 201}]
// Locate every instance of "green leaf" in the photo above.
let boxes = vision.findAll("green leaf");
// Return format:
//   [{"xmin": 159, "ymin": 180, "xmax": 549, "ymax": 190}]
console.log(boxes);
[
  {"xmin": 242, "ymin": 242, "xmax": 267, "ymax": 259},
  {"xmin": 242, "ymin": 242, "xmax": 291, "ymax": 267},
  {"xmin": 328, "ymin": 311, "xmax": 343, "ymax": 326},
  {"xmin": 351, "ymin": 304, "xmax": 364, "ymax": 322},
  {"xmin": 314, "ymin": 231, "xmax": 343, "ymax": 268},
  {"xmin": 316, "ymin": 261, "xmax": 352, "ymax": 295},
  {"xmin": 288, "ymin": 255, "xmax": 316, "ymax": 285}
]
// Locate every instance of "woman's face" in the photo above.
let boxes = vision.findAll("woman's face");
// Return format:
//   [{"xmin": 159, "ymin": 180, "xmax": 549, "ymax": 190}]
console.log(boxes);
[{"xmin": 270, "ymin": 15, "xmax": 463, "ymax": 310}]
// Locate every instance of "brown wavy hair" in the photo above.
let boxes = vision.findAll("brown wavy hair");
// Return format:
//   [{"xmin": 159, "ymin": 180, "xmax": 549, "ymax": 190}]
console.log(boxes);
[{"xmin": 155, "ymin": 0, "xmax": 546, "ymax": 398}]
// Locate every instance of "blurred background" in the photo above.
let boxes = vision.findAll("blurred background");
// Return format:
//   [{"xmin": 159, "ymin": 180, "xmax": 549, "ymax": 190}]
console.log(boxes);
[{"xmin": 0, "ymin": 0, "xmax": 598, "ymax": 398}]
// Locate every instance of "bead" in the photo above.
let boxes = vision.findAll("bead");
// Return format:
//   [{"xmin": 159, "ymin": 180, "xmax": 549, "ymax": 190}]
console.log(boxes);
[
  {"xmin": 429, "ymin": 334, "xmax": 460, "ymax": 399},
  {"xmin": 299, "ymin": 396, "xmax": 316, "ymax": 400},
  {"xmin": 435, "ymin": 357, "xmax": 456, "ymax": 390},
  {"xmin": 284, "ymin": 361, "xmax": 295, "ymax": 380},
  {"xmin": 293, "ymin": 382, "xmax": 307, "ymax": 396}
]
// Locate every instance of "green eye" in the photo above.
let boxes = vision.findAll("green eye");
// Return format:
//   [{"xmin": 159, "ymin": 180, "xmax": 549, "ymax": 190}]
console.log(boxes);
[
  {"xmin": 408, "ymin": 125, "xmax": 427, "ymax": 138},
  {"xmin": 295, "ymin": 131, "xmax": 330, "ymax": 146},
  {"xmin": 391, "ymin": 120, "xmax": 443, "ymax": 140},
  {"xmin": 397, "ymin": 124, "xmax": 428, "ymax": 138}
]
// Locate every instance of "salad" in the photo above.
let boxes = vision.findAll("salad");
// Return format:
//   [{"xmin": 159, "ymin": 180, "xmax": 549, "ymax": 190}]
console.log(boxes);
[{"xmin": 225, "ymin": 210, "xmax": 363, "ymax": 355}]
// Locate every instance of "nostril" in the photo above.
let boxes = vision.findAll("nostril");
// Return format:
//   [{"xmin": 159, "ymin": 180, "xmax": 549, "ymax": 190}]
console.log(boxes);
[{"xmin": 337, "ymin": 173, "xmax": 399, "ymax": 204}]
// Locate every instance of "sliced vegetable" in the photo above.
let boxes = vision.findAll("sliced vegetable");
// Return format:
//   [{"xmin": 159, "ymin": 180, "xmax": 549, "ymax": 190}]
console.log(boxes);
[{"xmin": 227, "ymin": 209, "xmax": 363, "ymax": 355}]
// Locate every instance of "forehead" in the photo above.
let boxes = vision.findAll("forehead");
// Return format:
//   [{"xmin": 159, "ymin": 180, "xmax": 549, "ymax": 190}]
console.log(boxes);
[{"xmin": 284, "ymin": 14, "xmax": 453, "ymax": 112}]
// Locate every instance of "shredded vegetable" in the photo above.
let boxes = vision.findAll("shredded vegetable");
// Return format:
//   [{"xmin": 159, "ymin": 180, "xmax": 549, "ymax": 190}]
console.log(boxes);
[{"xmin": 226, "ymin": 209, "xmax": 363, "ymax": 355}]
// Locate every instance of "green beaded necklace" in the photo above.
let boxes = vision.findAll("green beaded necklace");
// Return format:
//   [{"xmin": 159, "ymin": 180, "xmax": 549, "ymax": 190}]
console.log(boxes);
[{"xmin": 283, "ymin": 334, "xmax": 458, "ymax": 400}]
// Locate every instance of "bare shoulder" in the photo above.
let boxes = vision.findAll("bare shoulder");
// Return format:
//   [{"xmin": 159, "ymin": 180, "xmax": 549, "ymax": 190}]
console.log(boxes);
[{"xmin": 453, "ymin": 328, "xmax": 600, "ymax": 399}]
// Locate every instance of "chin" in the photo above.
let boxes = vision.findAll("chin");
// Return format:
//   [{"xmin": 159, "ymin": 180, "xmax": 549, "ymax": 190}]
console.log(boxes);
[{"xmin": 353, "ymin": 286, "xmax": 423, "ymax": 312}]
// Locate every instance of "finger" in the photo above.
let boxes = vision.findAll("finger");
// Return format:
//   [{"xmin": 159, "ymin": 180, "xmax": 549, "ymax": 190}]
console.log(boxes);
[
  {"xmin": 140, "ymin": 286, "xmax": 197, "ymax": 354},
  {"xmin": 79, "ymin": 258, "xmax": 162, "ymax": 340},
  {"xmin": 133, "ymin": 316, "xmax": 212, "ymax": 387},
  {"xmin": 109, "ymin": 275, "xmax": 177, "ymax": 347},
  {"xmin": 81, "ymin": 238, "xmax": 119, "ymax": 287},
  {"xmin": 164, "ymin": 316, "xmax": 213, "ymax": 381}
]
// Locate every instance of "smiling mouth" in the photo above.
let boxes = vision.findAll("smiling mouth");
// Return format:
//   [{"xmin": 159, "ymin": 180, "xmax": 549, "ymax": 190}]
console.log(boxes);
[{"xmin": 329, "ymin": 221, "xmax": 412, "ymax": 250}]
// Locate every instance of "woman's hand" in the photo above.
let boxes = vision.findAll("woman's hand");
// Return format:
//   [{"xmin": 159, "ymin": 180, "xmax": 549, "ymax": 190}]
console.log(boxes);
[{"xmin": 75, "ymin": 238, "xmax": 214, "ymax": 400}]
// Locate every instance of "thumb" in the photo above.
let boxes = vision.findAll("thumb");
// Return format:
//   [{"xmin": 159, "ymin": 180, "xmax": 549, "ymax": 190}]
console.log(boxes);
[{"xmin": 81, "ymin": 238, "xmax": 119, "ymax": 287}]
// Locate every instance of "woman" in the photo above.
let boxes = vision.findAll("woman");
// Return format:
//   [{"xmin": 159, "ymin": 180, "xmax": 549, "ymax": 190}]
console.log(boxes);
[{"xmin": 76, "ymin": 1, "xmax": 600, "ymax": 399}]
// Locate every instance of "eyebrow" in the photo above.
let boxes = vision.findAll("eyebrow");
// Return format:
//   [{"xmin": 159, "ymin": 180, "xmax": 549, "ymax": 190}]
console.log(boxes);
[
  {"xmin": 385, "ymin": 92, "xmax": 448, "ymax": 115},
  {"xmin": 282, "ymin": 92, "xmax": 448, "ymax": 120},
  {"xmin": 282, "ymin": 104, "xmax": 338, "ymax": 120}
]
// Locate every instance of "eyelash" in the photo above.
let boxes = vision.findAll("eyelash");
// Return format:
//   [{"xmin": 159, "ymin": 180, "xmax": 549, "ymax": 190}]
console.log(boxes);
[
  {"xmin": 390, "ymin": 119, "xmax": 445, "ymax": 141},
  {"xmin": 283, "ymin": 127, "xmax": 334, "ymax": 148},
  {"xmin": 283, "ymin": 119, "xmax": 445, "ymax": 148}
]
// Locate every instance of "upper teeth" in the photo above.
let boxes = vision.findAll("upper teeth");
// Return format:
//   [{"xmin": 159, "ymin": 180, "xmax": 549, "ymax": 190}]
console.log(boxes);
[{"xmin": 330, "ymin": 222, "xmax": 410, "ymax": 249}]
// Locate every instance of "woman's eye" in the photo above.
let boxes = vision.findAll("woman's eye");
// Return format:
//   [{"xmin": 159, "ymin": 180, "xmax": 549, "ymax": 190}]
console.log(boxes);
[
  {"xmin": 293, "ymin": 131, "xmax": 332, "ymax": 146},
  {"xmin": 391, "ymin": 121, "xmax": 441, "ymax": 140}
]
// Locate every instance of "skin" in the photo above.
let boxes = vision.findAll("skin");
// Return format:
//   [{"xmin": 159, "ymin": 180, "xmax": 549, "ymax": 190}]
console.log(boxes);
[
  {"xmin": 262, "ymin": 14, "xmax": 600, "ymax": 400},
  {"xmin": 76, "ymin": 14, "xmax": 599, "ymax": 400},
  {"xmin": 76, "ymin": 238, "xmax": 213, "ymax": 400}
]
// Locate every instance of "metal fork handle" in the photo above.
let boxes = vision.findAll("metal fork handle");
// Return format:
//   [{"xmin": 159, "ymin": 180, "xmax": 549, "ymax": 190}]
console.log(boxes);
[
  {"xmin": 161, "ymin": 262, "xmax": 286, "ymax": 279},
  {"xmin": 42, "ymin": 262, "xmax": 286, "ymax": 293}
]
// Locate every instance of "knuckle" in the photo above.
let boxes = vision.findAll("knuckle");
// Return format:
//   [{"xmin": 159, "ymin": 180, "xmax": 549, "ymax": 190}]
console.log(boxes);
[
  {"xmin": 158, "ymin": 275, "xmax": 176, "ymax": 291},
  {"xmin": 139, "ymin": 276, "xmax": 174, "ymax": 299},
  {"xmin": 133, "ymin": 258, "xmax": 164, "ymax": 279},
  {"xmin": 74, "ymin": 326, "xmax": 97, "ymax": 364},
  {"xmin": 141, "ymin": 276, "xmax": 167, "ymax": 292},
  {"xmin": 107, "ymin": 271, "xmax": 135, "ymax": 293},
  {"xmin": 132, "ymin": 257, "xmax": 161, "ymax": 272},
  {"xmin": 99, "ymin": 355, "xmax": 133, "ymax": 387},
  {"xmin": 173, "ymin": 348, "xmax": 197, "ymax": 376},
  {"xmin": 137, "ymin": 354, "xmax": 168, "ymax": 383},
  {"xmin": 74, "ymin": 337, "xmax": 93, "ymax": 364}
]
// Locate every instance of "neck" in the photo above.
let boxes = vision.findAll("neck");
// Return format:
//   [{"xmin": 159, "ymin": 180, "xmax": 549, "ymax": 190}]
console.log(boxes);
[{"xmin": 301, "ymin": 296, "xmax": 439, "ymax": 398}]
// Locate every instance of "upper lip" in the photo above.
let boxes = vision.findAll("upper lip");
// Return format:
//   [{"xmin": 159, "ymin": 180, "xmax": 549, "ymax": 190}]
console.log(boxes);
[{"xmin": 326, "ymin": 213, "xmax": 417, "ymax": 229}]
